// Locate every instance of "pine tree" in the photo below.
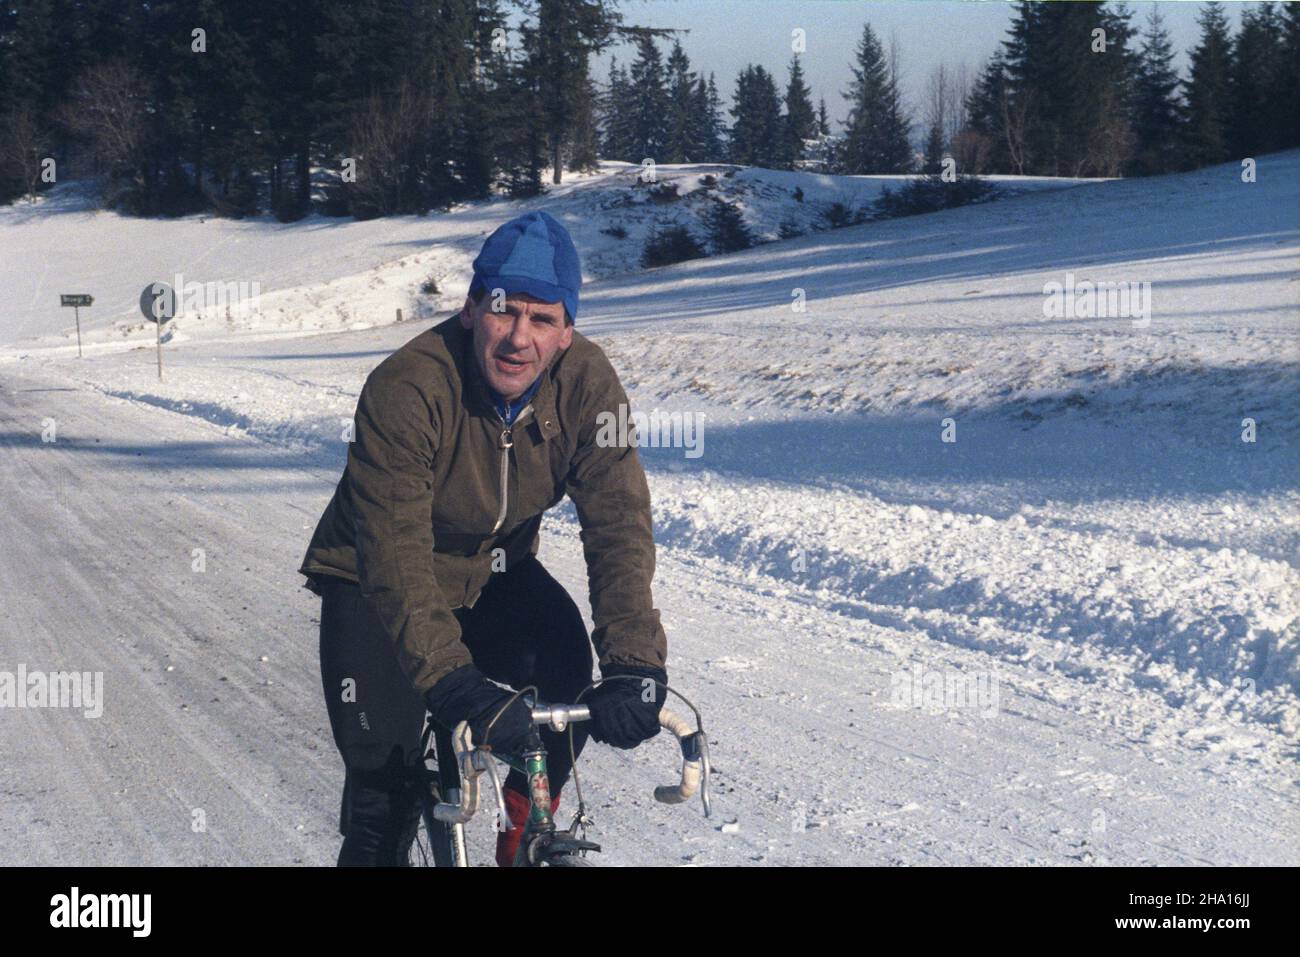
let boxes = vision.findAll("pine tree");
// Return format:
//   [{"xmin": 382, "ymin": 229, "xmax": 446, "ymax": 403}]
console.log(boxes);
[
  {"xmin": 839, "ymin": 21, "xmax": 912, "ymax": 173},
  {"xmin": 3, "ymin": 0, "xmax": 61, "ymax": 125},
  {"xmin": 0, "ymin": 0, "xmax": 729, "ymax": 214},
  {"xmin": 664, "ymin": 40, "xmax": 699, "ymax": 162},
  {"xmin": 695, "ymin": 72, "xmax": 726, "ymax": 161},
  {"xmin": 687, "ymin": 75, "xmax": 713, "ymax": 162},
  {"xmin": 314, "ymin": 0, "xmax": 419, "ymax": 150},
  {"xmin": 728, "ymin": 64, "xmax": 783, "ymax": 167},
  {"xmin": 627, "ymin": 36, "xmax": 670, "ymax": 162},
  {"xmin": 922, "ymin": 121, "xmax": 945, "ymax": 174},
  {"xmin": 1279, "ymin": 2, "xmax": 1300, "ymax": 149},
  {"xmin": 252, "ymin": 0, "xmax": 319, "ymax": 218},
  {"xmin": 704, "ymin": 196, "xmax": 753, "ymax": 253},
  {"xmin": 566, "ymin": 65, "xmax": 601, "ymax": 172},
  {"xmin": 0, "ymin": 0, "xmax": 59, "ymax": 202},
  {"xmin": 641, "ymin": 223, "xmax": 705, "ymax": 267},
  {"xmin": 804, "ymin": 96, "xmax": 837, "ymax": 172},
  {"xmin": 450, "ymin": 0, "xmax": 513, "ymax": 201},
  {"xmin": 882, "ymin": 37, "xmax": 915, "ymax": 172},
  {"xmin": 500, "ymin": 17, "xmax": 547, "ymax": 198},
  {"xmin": 1182, "ymin": 1, "xmax": 1235, "ymax": 168},
  {"xmin": 70, "ymin": 0, "xmax": 137, "ymax": 64},
  {"xmin": 1089, "ymin": 2, "xmax": 1139, "ymax": 177},
  {"xmin": 1131, "ymin": 5, "xmax": 1182, "ymax": 175},
  {"xmin": 959, "ymin": 52, "xmax": 1011, "ymax": 173},
  {"xmin": 532, "ymin": 0, "xmax": 621, "ymax": 185},
  {"xmin": 1001, "ymin": 1, "xmax": 1136, "ymax": 177},
  {"xmin": 424, "ymin": 0, "xmax": 483, "ymax": 211},
  {"xmin": 1231, "ymin": 2, "xmax": 1285, "ymax": 156},
  {"xmin": 130, "ymin": 0, "xmax": 213, "ymax": 214},
  {"xmin": 999, "ymin": 0, "xmax": 1042, "ymax": 170},
  {"xmin": 187, "ymin": 0, "xmax": 267, "ymax": 213},
  {"xmin": 312, "ymin": 0, "xmax": 423, "ymax": 217},
  {"xmin": 780, "ymin": 55, "xmax": 817, "ymax": 169},
  {"xmin": 599, "ymin": 58, "xmax": 636, "ymax": 162}
]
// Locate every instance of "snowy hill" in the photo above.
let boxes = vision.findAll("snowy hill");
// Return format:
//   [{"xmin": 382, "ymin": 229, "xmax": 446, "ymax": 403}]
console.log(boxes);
[
  {"xmin": 0, "ymin": 154, "xmax": 1296, "ymax": 866},
  {"xmin": 0, "ymin": 162, "xmax": 1096, "ymax": 349}
]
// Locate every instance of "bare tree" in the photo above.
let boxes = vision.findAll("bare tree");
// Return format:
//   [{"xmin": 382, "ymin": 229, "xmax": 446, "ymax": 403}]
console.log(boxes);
[
  {"xmin": 57, "ymin": 60, "xmax": 147, "ymax": 178},
  {"xmin": 347, "ymin": 79, "xmax": 430, "ymax": 215},
  {"xmin": 927, "ymin": 65, "xmax": 948, "ymax": 142},
  {"xmin": 1083, "ymin": 85, "xmax": 1134, "ymax": 178},
  {"xmin": 945, "ymin": 63, "xmax": 971, "ymax": 152},
  {"xmin": 1, "ymin": 106, "xmax": 51, "ymax": 201},
  {"xmin": 1000, "ymin": 86, "xmax": 1031, "ymax": 176},
  {"xmin": 926, "ymin": 64, "xmax": 970, "ymax": 152}
]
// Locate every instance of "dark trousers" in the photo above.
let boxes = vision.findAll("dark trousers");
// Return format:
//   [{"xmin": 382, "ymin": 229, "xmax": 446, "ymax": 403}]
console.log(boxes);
[{"xmin": 318, "ymin": 555, "xmax": 593, "ymax": 866}]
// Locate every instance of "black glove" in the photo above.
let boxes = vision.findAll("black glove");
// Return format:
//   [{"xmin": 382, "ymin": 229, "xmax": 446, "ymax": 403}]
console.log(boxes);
[
  {"xmin": 425, "ymin": 664, "xmax": 535, "ymax": 755},
  {"xmin": 586, "ymin": 664, "xmax": 668, "ymax": 750}
]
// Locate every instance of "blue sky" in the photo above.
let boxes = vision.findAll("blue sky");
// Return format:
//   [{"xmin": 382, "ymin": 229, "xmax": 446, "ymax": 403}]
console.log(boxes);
[{"xmin": 591, "ymin": 1, "xmax": 1249, "ymax": 129}]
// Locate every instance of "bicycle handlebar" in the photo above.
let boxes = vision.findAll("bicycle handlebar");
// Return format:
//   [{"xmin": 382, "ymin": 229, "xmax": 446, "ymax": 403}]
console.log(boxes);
[
  {"xmin": 531, "ymin": 703, "xmax": 590, "ymax": 732},
  {"xmin": 431, "ymin": 703, "xmax": 710, "ymax": 827},
  {"xmin": 653, "ymin": 709, "xmax": 711, "ymax": 816}
]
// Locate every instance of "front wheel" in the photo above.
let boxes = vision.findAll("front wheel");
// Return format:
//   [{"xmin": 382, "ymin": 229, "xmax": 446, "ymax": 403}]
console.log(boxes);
[
  {"xmin": 409, "ymin": 721, "xmax": 464, "ymax": 866},
  {"xmin": 409, "ymin": 793, "xmax": 460, "ymax": 867}
]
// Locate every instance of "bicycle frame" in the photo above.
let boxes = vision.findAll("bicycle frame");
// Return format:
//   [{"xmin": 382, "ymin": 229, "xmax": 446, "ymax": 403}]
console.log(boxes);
[
  {"xmin": 427, "ymin": 715, "xmax": 590, "ymax": 867},
  {"xmin": 511, "ymin": 728, "xmax": 565, "ymax": 866}
]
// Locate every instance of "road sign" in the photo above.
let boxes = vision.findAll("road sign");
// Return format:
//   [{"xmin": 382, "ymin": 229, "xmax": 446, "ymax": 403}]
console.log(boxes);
[
  {"xmin": 139, "ymin": 282, "xmax": 176, "ymax": 381},
  {"xmin": 59, "ymin": 294, "xmax": 93, "ymax": 356},
  {"xmin": 139, "ymin": 282, "xmax": 176, "ymax": 325}
]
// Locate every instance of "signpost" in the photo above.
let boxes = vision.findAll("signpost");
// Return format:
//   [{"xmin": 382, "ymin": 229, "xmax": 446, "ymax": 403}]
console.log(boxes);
[
  {"xmin": 59, "ymin": 294, "xmax": 93, "ymax": 357},
  {"xmin": 139, "ymin": 282, "xmax": 176, "ymax": 381}
]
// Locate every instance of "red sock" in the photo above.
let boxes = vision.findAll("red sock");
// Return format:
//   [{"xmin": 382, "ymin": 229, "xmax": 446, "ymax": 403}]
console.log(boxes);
[{"xmin": 495, "ymin": 787, "xmax": 563, "ymax": 867}]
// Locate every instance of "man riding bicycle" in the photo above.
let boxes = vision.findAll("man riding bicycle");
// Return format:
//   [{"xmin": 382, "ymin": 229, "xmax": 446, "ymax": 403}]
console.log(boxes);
[{"xmin": 298, "ymin": 211, "xmax": 669, "ymax": 866}]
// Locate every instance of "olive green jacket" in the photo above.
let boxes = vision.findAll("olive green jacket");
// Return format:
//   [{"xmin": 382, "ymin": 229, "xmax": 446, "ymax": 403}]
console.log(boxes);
[{"xmin": 298, "ymin": 315, "xmax": 667, "ymax": 696}]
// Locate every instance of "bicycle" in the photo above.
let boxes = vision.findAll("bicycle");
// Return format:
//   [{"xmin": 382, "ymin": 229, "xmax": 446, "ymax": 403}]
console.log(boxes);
[{"xmin": 408, "ymin": 678, "xmax": 711, "ymax": 867}]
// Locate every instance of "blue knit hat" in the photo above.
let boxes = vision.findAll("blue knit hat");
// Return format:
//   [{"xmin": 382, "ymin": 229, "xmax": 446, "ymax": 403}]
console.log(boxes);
[{"xmin": 470, "ymin": 211, "xmax": 583, "ymax": 323}]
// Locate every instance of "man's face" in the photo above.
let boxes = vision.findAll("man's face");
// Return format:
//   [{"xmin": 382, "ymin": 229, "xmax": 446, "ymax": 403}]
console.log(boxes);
[{"xmin": 460, "ymin": 290, "xmax": 573, "ymax": 401}]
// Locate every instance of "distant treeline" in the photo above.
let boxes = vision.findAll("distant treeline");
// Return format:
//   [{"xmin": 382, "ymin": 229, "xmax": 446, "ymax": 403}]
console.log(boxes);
[
  {"xmin": 956, "ymin": 1, "xmax": 1300, "ymax": 178},
  {"xmin": 1, "ymin": 1, "xmax": 1296, "ymax": 217}
]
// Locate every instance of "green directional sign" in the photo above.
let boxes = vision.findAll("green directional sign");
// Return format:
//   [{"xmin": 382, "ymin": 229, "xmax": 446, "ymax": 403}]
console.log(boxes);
[{"xmin": 60, "ymin": 294, "xmax": 93, "ymax": 307}]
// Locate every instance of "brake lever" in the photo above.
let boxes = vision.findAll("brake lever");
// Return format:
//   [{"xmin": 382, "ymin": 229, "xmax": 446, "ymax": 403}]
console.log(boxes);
[
  {"xmin": 433, "ymin": 721, "xmax": 481, "ymax": 824},
  {"xmin": 480, "ymin": 748, "xmax": 510, "ymax": 831},
  {"xmin": 429, "ymin": 720, "xmax": 520, "ymax": 833},
  {"xmin": 689, "ymin": 729, "xmax": 712, "ymax": 818}
]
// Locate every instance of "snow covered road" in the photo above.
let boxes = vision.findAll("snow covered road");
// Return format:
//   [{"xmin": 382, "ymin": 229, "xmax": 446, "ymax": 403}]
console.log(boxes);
[{"xmin": 1, "ymin": 363, "xmax": 340, "ymax": 864}]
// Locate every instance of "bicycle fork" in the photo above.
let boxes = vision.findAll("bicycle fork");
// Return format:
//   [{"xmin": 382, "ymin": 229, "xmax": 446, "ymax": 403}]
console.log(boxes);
[{"xmin": 511, "ymin": 725, "xmax": 603, "ymax": 865}]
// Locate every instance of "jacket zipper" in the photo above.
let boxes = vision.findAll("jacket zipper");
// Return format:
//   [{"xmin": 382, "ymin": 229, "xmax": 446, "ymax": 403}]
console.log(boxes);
[{"xmin": 490, "ymin": 404, "xmax": 533, "ymax": 534}]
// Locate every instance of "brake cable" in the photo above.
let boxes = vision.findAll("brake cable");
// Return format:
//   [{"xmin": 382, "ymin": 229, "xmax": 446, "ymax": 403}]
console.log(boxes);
[{"xmin": 567, "ymin": 677, "xmax": 710, "ymax": 833}]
